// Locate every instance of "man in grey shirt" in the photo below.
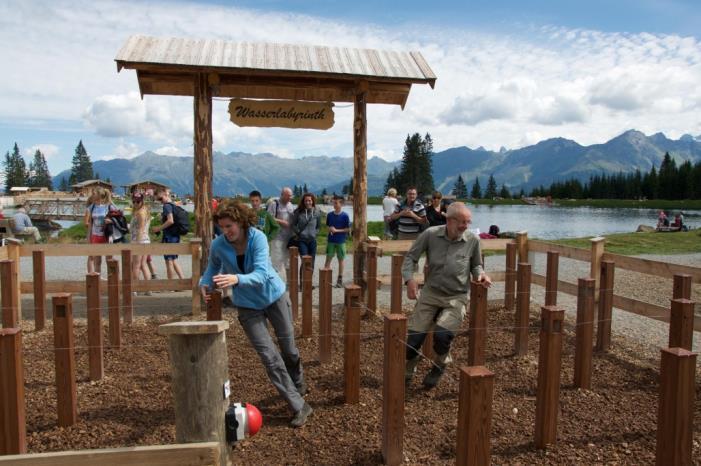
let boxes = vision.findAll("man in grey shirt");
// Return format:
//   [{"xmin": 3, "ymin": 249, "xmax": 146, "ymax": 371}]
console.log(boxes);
[
  {"xmin": 12, "ymin": 206, "xmax": 42, "ymax": 242},
  {"xmin": 402, "ymin": 202, "xmax": 491, "ymax": 388}
]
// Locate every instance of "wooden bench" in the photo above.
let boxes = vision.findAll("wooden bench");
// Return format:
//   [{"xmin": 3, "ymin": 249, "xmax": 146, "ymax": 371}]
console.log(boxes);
[{"xmin": 0, "ymin": 218, "xmax": 37, "ymax": 243}]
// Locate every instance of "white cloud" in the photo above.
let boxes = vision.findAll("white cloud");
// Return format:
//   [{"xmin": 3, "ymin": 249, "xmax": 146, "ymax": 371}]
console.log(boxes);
[
  {"xmin": 101, "ymin": 141, "xmax": 140, "ymax": 160},
  {"xmin": 23, "ymin": 144, "xmax": 59, "ymax": 159},
  {"xmin": 154, "ymin": 146, "xmax": 189, "ymax": 157}
]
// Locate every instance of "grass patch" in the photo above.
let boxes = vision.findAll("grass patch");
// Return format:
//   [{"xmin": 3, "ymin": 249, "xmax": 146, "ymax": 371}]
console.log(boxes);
[
  {"xmin": 554, "ymin": 199, "xmax": 701, "ymax": 210},
  {"xmin": 551, "ymin": 229, "xmax": 701, "ymax": 255}
]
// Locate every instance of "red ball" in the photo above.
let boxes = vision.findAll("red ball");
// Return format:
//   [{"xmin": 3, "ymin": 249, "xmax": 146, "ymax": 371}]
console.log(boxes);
[{"xmin": 245, "ymin": 403, "xmax": 263, "ymax": 436}]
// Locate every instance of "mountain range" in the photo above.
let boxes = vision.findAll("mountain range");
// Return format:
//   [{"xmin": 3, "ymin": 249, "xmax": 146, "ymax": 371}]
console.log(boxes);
[{"xmin": 53, "ymin": 130, "xmax": 701, "ymax": 196}]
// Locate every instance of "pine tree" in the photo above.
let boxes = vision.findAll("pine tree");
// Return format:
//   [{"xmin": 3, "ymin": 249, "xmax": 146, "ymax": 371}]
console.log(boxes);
[
  {"xmin": 485, "ymin": 174, "xmax": 498, "ymax": 199},
  {"xmin": 29, "ymin": 149, "xmax": 52, "ymax": 189},
  {"xmin": 3, "ymin": 143, "xmax": 28, "ymax": 193},
  {"xmin": 452, "ymin": 174, "xmax": 467, "ymax": 199},
  {"xmin": 396, "ymin": 133, "xmax": 435, "ymax": 195},
  {"xmin": 470, "ymin": 177, "xmax": 482, "ymax": 199},
  {"xmin": 303, "ymin": 183, "xmax": 308, "ymax": 194},
  {"xmin": 95, "ymin": 171, "xmax": 100, "ymax": 180},
  {"xmin": 70, "ymin": 140, "xmax": 93, "ymax": 184},
  {"xmin": 658, "ymin": 152, "xmax": 677, "ymax": 200},
  {"xmin": 499, "ymin": 184, "xmax": 511, "ymax": 199}
]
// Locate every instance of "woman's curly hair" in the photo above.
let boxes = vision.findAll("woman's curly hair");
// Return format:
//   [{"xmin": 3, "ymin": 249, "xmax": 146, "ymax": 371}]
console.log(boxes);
[{"xmin": 213, "ymin": 198, "xmax": 257, "ymax": 229}]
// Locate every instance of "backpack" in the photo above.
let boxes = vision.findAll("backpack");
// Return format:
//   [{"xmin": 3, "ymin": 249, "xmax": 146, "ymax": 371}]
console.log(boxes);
[{"xmin": 165, "ymin": 203, "xmax": 190, "ymax": 236}]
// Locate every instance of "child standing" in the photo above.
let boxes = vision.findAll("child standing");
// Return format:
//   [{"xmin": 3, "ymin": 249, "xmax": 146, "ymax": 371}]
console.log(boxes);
[{"xmin": 324, "ymin": 195, "xmax": 351, "ymax": 288}]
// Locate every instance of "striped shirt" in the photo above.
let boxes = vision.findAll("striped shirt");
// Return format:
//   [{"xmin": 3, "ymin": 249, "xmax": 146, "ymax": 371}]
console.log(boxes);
[{"xmin": 394, "ymin": 200, "xmax": 426, "ymax": 235}]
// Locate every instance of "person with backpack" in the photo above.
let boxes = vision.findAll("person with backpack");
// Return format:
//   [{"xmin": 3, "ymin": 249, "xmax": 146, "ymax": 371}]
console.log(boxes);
[
  {"xmin": 291, "ymin": 192, "xmax": 322, "ymax": 286},
  {"xmin": 84, "ymin": 187, "xmax": 118, "ymax": 274},
  {"xmin": 152, "ymin": 188, "xmax": 185, "ymax": 280}
]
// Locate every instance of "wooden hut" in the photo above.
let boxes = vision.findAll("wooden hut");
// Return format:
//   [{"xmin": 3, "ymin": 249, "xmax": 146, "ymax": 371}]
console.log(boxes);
[
  {"xmin": 71, "ymin": 180, "xmax": 114, "ymax": 196},
  {"xmin": 123, "ymin": 180, "xmax": 169, "ymax": 198}
]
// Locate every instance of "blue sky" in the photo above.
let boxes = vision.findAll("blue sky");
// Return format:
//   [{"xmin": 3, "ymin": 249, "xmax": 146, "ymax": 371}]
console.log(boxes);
[{"xmin": 1, "ymin": 0, "xmax": 700, "ymax": 176}]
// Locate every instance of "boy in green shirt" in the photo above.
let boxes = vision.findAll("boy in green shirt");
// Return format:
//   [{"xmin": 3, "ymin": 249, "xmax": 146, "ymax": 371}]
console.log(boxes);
[{"xmin": 250, "ymin": 190, "xmax": 280, "ymax": 241}]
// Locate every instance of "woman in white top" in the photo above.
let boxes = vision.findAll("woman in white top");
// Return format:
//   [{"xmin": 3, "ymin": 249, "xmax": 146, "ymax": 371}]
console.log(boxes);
[
  {"xmin": 382, "ymin": 188, "xmax": 399, "ymax": 239},
  {"xmin": 84, "ymin": 187, "xmax": 116, "ymax": 274},
  {"xmin": 129, "ymin": 192, "xmax": 152, "ymax": 286}
]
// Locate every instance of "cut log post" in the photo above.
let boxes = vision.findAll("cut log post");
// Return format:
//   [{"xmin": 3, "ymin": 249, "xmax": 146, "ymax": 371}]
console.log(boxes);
[
  {"xmin": 514, "ymin": 262, "xmax": 531, "ymax": 356},
  {"xmin": 121, "ymin": 250, "xmax": 133, "ymax": 324},
  {"xmin": 515, "ymin": 231, "xmax": 528, "ymax": 263},
  {"xmin": 6, "ymin": 243, "xmax": 20, "ymax": 324},
  {"xmin": 318, "ymin": 268, "xmax": 332, "ymax": 363},
  {"xmin": 86, "ymin": 273, "xmax": 103, "ymax": 381},
  {"xmin": 107, "ymin": 259, "xmax": 121, "ymax": 349},
  {"xmin": 190, "ymin": 238, "xmax": 203, "ymax": 316},
  {"xmin": 382, "ymin": 314, "xmax": 407, "ymax": 466},
  {"xmin": 468, "ymin": 281, "xmax": 488, "ymax": 366},
  {"xmin": 366, "ymin": 243, "xmax": 378, "ymax": 315},
  {"xmin": 193, "ymin": 73, "xmax": 214, "ymax": 281},
  {"xmin": 0, "ymin": 327, "xmax": 26, "ymax": 454},
  {"xmin": 32, "ymin": 251, "xmax": 46, "ymax": 331},
  {"xmin": 534, "ymin": 306, "xmax": 564, "ymax": 449},
  {"xmin": 590, "ymin": 237, "xmax": 605, "ymax": 298},
  {"xmin": 656, "ymin": 347, "xmax": 696, "ymax": 466},
  {"xmin": 206, "ymin": 289, "xmax": 223, "ymax": 321},
  {"xmin": 344, "ymin": 284, "xmax": 362, "ymax": 404},
  {"xmin": 289, "ymin": 247, "xmax": 299, "ymax": 320},
  {"xmin": 672, "ymin": 274, "xmax": 692, "ymax": 300},
  {"xmin": 52, "ymin": 294, "xmax": 77, "ymax": 427},
  {"xmin": 390, "ymin": 254, "xmax": 403, "ymax": 315},
  {"xmin": 595, "ymin": 261, "xmax": 615, "ymax": 352},
  {"xmin": 574, "ymin": 278, "xmax": 595, "ymax": 389},
  {"xmin": 504, "ymin": 243, "xmax": 517, "ymax": 312},
  {"xmin": 456, "ymin": 366, "xmax": 494, "ymax": 466},
  {"xmin": 0, "ymin": 260, "xmax": 18, "ymax": 328},
  {"xmin": 301, "ymin": 256, "xmax": 313, "ymax": 337},
  {"xmin": 669, "ymin": 298, "xmax": 694, "ymax": 350},
  {"xmin": 352, "ymin": 86, "xmax": 368, "ymax": 289},
  {"xmin": 544, "ymin": 251, "xmax": 559, "ymax": 306},
  {"xmin": 158, "ymin": 320, "xmax": 230, "ymax": 466}
]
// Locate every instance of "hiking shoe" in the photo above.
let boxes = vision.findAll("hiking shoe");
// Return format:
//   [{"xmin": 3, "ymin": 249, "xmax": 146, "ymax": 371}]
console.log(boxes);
[
  {"xmin": 222, "ymin": 296, "xmax": 234, "ymax": 308},
  {"xmin": 423, "ymin": 364, "xmax": 446, "ymax": 389},
  {"xmin": 296, "ymin": 380, "xmax": 308, "ymax": 396},
  {"xmin": 290, "ymin": 402, "xmax": 313, "ymax": 427},
  {"xmin": 335, "ymin": 279, "xmax": 343, "ymax": 289}
]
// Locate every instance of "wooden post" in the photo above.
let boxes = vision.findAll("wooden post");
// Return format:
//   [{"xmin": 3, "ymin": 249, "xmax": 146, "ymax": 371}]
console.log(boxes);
[
  {"xmin": 574, "ymin": 278, "xmax": 595, "ymax": 389},
  {"xmin": 194, "ymin": 73, "xmax": 214, "ymax": 276},
  {"xmin": 656, "ymin": 347, "xmax": 696, "ymax": 466},
  {"xmin": 544, "ymin": 251, "xmax": 559, "ymax": 306},
  {"xmin": 86, "ymin": 273, "xmax": 103, "ymax": 381},
  {"xmin": 534, "ymin": 306, "xmax": 564, "ymax": 449},
  {"xmin": 289, "ymin": 247, "xmax": 299, "ymax": 320},
  {"xmin": 0, "ymin": 328, "xmax": 26, "ymax": 454},
  {"xmin": 669, "ymin": 299, "xmax": 694, "ymax": 350},
  {"xmin": 595, "ymin": 261, "xmax": 615, "ymax": 352},
  {"xmin": 190, "ymin": 238, "xmax": 202, "ymax": 316},
  {"xmin": 107, "ymin": 258, "xmax": 120, "ymax": 349},
  {"xmin": 468, "ymin": 281, "xmax": 488, "ymax": 366},
  {"xmin": 32, "ymin": 251, "xmax": 46, "ymax": 331},
  {"xmin": 390, "ymin": 254, "xmax": 403, "ymax": 315},
  {"xmin": 121, "ymin": 249, "xmax": 133, "ymax": 324},
  {"xmin": 382, "ymin": 314, "xmax": 406, "ymax": 466},
  {"xmin": 504, "ymin": 243, "xmax": 517, "ymax": 312},
  {"xmin": 366, "ymin": 243, "xmax": 378, "ymax": 315},
  {"xmin": 344, "ymin": 284, "xmax": 362, "ymax": 404},
  {"xmin": 301, "ymin": 256, "xmax": 313, "ymax": 338},
  {"xmin": 52, "ymin": 294, "xmax": 77, "ymax": 427},
  {"xmin": 159, "ymin": 321, "xmax": 230, "ymax": 466},
  {"xmin": 0, "ymin": 260, "xmax": 18, "ymax": 328},
  {"xmin": 6, "ymin": 243, "xmax": 20, "ymax": 324},
  {"xmin": 590, "ymin": 237, "xmax": 605, "ymax": 297},
  {"xmin": 456, "ymin": 366, "xmax": 494, "ymax": 466},
  {"xmin": 672, "ymin": 274, "xmax": 692, "ymax": 300},
  {"xmin": 514, "ymin": 262, "xmax": 531, "ymax": 356},
  {"xmin": 318, "ymin": 268, "xmax": 332, "ymax": 364},
  {"xmin": 352, "ymin": 84, "xmax": 368, "ymax": 288},
  {"xmin": 515, "ymin": 231, "xmax": 528, "ymax": 263},
  {"xmin": 206, "ymin": 289, "xmax": 223, "ymax": 321}
]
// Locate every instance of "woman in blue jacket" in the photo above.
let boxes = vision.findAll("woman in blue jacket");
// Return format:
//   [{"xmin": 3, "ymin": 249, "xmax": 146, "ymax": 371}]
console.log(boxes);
[{"xmin": 200, "ymin": 199, "xmax": 312, "ymax": 427}]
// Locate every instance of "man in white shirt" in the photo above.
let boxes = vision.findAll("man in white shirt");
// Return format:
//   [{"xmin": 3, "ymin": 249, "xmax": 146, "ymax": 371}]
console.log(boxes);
[{"xmin": 267, "ymin": 187, "xmax": 295, "ymax": 282}]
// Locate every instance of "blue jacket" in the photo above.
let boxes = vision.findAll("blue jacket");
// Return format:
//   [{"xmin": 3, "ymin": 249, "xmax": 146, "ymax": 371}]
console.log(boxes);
[{"xmin": 199, "ymin": 228, "xmax": 286, "ymax": 309}]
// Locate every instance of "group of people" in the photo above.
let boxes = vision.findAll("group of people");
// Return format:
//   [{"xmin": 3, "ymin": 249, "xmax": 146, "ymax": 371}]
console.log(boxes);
[
  {"xmin": 382, "ymin": 187, "xmax": 449, "ymax": 240},
  {"xmin": 657, "ymin": 210, "xmax": 686, "ymax": 230}
]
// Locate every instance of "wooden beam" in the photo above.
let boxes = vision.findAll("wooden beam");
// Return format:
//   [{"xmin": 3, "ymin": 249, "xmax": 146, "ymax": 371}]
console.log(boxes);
[
  {"xmin": 527, "ymin": 240, "xmax": 591, "ymax": 262},
  {"xmin": 19, "ymin": 242, "xmax": 193, "ymax": 257},
  {"xmin": 602, "ymin": 252, "xmax": 701, "ymax": 282},
  {"xmin": 194, "ymin": 74, "xmax": 214, "ymax": 275},
  {"xmin": 352, "ymin": 85, "xmax": 368, "ymax": 287},
  {"xmin": 21, "ymin": 278, "xmax": 192, "ymax": 294}
]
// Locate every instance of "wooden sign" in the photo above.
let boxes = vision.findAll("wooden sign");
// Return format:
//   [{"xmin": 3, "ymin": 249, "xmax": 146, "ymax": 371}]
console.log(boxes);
[{"xmin": 228, "ymin": 99, "xmax": 334, "ymax": 130}]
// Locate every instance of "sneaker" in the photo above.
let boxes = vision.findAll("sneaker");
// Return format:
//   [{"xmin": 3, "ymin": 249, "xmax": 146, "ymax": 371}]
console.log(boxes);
[
  {"xmin": 296, "ymin": 380, "xmax": 308, "ymax": 396},
  {"xmin": 290, "ymin": 402, "xmax": 313, "ymax": 428},
  {"xmin": 422, "ymin": 364, "xmax": 446, "ymax": 389},
  {"xmin": 151, "ymin": 274, "xmax": 158, "ymax": 280},
  {"xmin": 335, "ymin": 279, "xmax": 343, "ymax": 289}
]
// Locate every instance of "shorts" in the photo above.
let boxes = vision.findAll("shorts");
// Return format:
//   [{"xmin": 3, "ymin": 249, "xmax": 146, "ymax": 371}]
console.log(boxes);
[
  {"xmin": 326, "ymin": 242, "xmax": 346, "ymax": 260},
  {"xmin": 90, "ymin": 234, "xmax": 108, "ymax": 244},
  {"xmin": 407, "ymin": 285, "xmax": 468, "ymax": 334},
  {"xmin": 162, "ymin": 233, "xmax": 180, "ymax": 260}
]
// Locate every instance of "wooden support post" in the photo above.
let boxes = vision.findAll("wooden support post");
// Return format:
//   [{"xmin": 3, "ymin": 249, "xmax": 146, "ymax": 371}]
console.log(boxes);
[
  {"xmin": 504, "ymin": 243, "xmax": 517, "ymax": 312},
  {"xmin": 159, "ymin": 321, "xmax": 230, "ymax": 466},
  {"xmin": 366, "ymin": 243, "xmax": 379, "ymax": 316},
  {"xmin": 0, "ymin": 261, "xmax": 18, "ymax": 328},
  {"xmin": 107, "ymin": 259, "xmax": 120, "ymax": 349},
  {"xmin": 672, "ymin": 274, "xmax": 692, "ymax": 300},
  {"xmin": 534, "ymin": 306, "xmax": 564, "ymax": 449},
  {"xmin": 382, "ymin": 314, "xmax": 407, "ymax": 465},
  {"xmin": 669, "ymin": 299, "xmax": 694, "ymax": 350},
  {"xmin": 544, "ymin": 251, "xmax": 559, "ymax": 306},
  {"xmin": 456, "ymin": 366, "xmax": 494, "ymax": 466},
  {"xmin": 32, "ymin": 251, "xmax": 46, "ymax": 331},
  {"xmin": 206, "ymin": 289, "xmax": 223, "ymax": 321},
  {"xmin": 194, "ymin": 73, "xmax": 214, "ymax": 277},
  {"xmin": 301, "ymin": 256, "xmax": 313, "ymax": 338},
  {"xmin": 190, "ymin": 238, "xmax": 202, "ymax": 316},
  {"xmin": 86, "ymin": 273, "xmax": 103, "ymax": 381},
  {"xmin": 590, "ymin": 237, "xmax": 605, "ymax": 297},
  {"xmin": 318, "ymin": 268, "xmax": 332, "ymax": 364},
  {"xmin": 515, "ymin": 231, "xmax": 528, "ymax": 263},
  {"xmin": 595, "ymin": 261, "xmax": 615, "ymax": 352},
  {"xmin": 352, "ymin": 85, "xmax": 368, "ymax": 288},
  {"xmin": 6, "ymin": 243, "xmax": 20, "ymax": 324},
  {"xmin": 574, "ymin": 278, "xmax": 595, "ymax": 389},
  {"xmin": 514, "ymin": 262, "xmax": 531, "ymax": 356},
  {"xmin": 289, "ymin": 247, "xmax": 299, "ymax": 320},
  {"xmin": 52, "ymin": 294, "xmax": 77, "ymax": 427},
  {"xmin": 390, "ymin": 254, "xmax": 403, "ymax": 315},
  {"xmin": 0, "ymin": 328, "xmax": 26, "ymax": 454},
  {"xmin": 121, "ymin": 249, "xmax": 133, "ymax": 324},
  {"xmin": 344, "ymin": 284, "xmax": 362, "ymax": 404},
  {"xmin": 656, "ymin": 347, "xmax": 696, "ymax": 466},
  {"xmin": 468, "ymin": 281, "xmax": 488, "ymax": 366},
  {"xmin": 423, "ymin": 331, "xmax": 434, "ymax": 362}
]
